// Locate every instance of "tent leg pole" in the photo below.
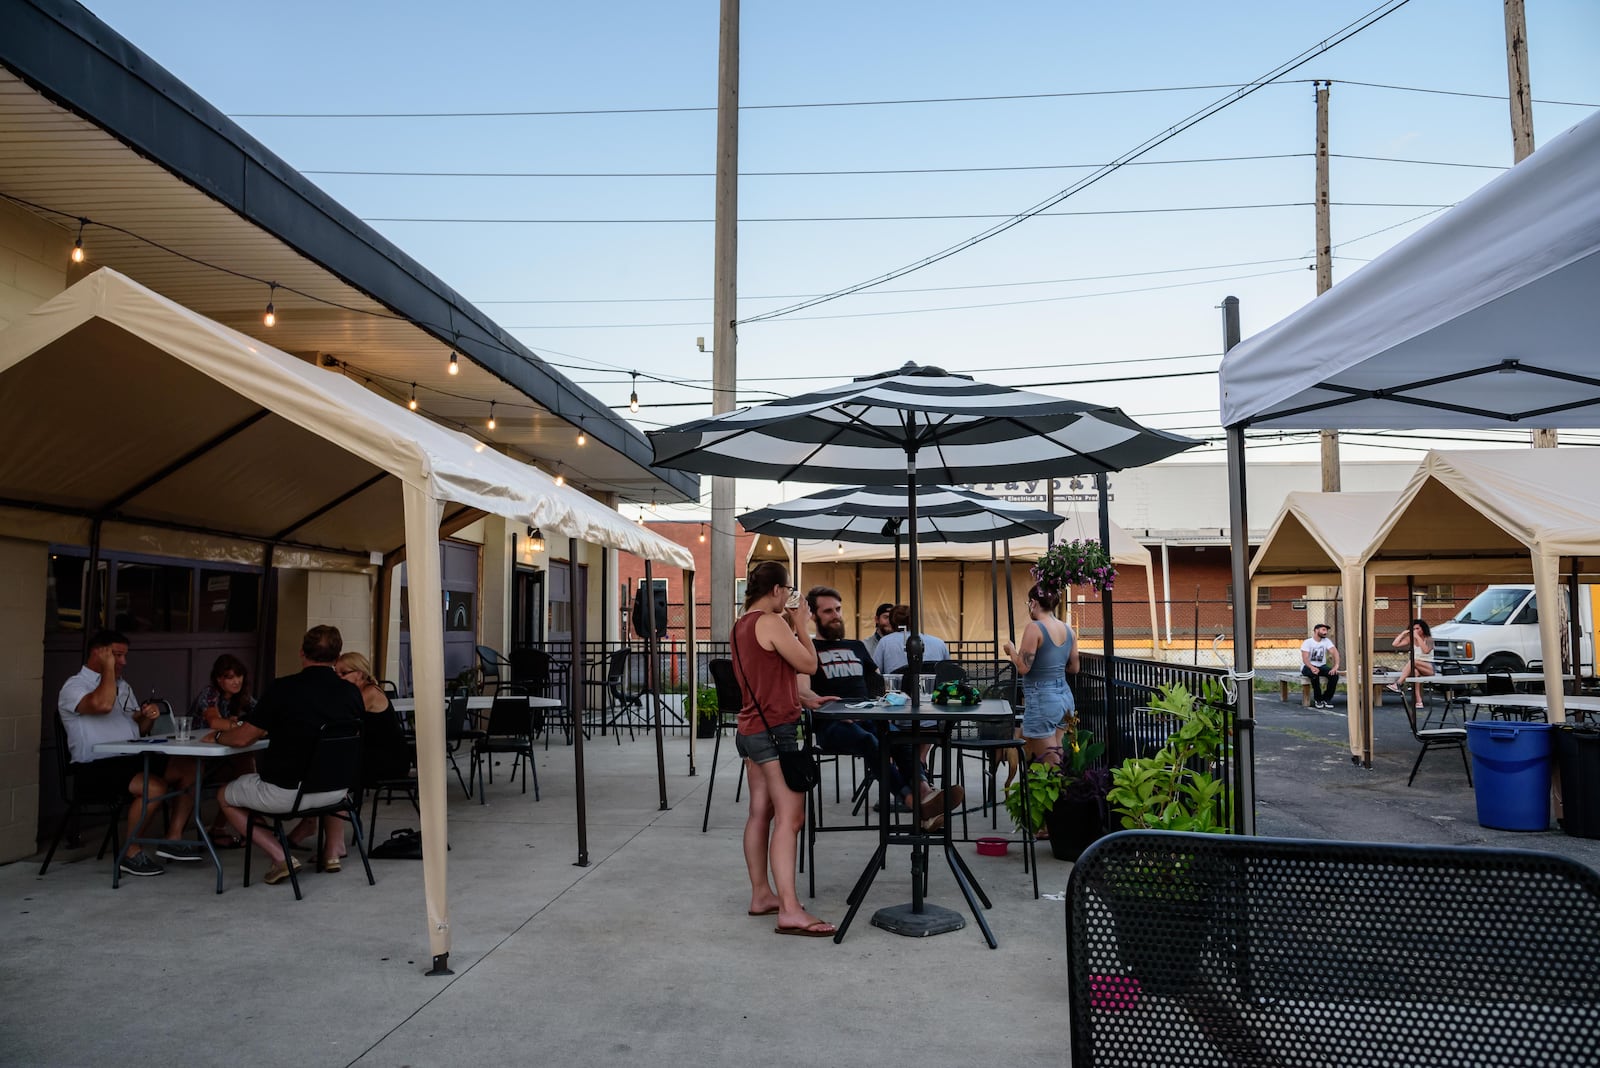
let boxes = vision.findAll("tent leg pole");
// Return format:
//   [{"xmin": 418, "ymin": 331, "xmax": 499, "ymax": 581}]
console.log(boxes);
[
  {"xmin": 572, "ymin": 535, "xmax": 590, "ymax": 867},
  {"xmin": 647, "ymin": 559, "xmax": 669, "ymax": 811},
  {"xmin": 1227, "ymin": 423, "xmax": 1257, "ymax": 836}
]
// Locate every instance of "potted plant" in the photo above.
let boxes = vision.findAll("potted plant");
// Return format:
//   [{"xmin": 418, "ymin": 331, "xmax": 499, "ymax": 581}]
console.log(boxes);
[
  {"xmin": 1003, "ymin": 718, "xmax": 1111, "ymax": 861},
  {"xmin": 1032, "ymin": 538, "xmax": 1117, "ymax": 595},
  {"xmin": 694, "ymin": 685, "xmax": 721, "ymax": 739}
]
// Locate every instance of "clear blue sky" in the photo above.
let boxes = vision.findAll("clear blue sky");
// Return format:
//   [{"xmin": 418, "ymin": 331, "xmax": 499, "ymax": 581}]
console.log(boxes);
[{"xmin": 81, "ymin": 1, "xmax": 1600, "ymax": 513}]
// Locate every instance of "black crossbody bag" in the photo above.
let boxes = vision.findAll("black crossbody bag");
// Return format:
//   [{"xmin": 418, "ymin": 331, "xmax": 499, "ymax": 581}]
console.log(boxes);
[{"xmin": 731, "ymin": 629, "xmax": 819, "ymax": 793}]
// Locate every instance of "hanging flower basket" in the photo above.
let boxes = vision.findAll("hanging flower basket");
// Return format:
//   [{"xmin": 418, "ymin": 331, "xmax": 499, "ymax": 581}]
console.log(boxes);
[{"xmin": 1032, "ymin": 538, "xmax": 1117, "ymax": 595}]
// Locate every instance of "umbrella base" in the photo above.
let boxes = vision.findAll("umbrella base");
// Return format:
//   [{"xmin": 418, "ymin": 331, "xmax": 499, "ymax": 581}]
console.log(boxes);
[{"xmin": 871, "ymin": 902, "xmax": 966, "ymax": 937}]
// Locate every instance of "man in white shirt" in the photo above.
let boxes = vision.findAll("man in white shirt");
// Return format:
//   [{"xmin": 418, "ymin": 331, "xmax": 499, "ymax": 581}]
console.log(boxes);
[
  {"xmin": 1299, "ymin": 622, "xmax": 1342, "ymax": 710},
  {"xmin": 57, "ymin": 629, "xmax": 199, "ymax": 877}
]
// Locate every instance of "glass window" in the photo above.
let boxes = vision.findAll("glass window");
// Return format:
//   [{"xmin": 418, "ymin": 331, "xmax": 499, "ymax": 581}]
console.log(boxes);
[
  {"xmin": 113, "ymin": 561, "xmax": 192, "ymax": 633},
  {"xmin": 197, "ymin": 570, "xmax": 260, "ymax": 633},
  {"xmin": 444, "ymin": 591, "xmax": 475, "ymax": 632},
  {"xmin": 47, "ymin": 554, "xmax": 91, "ymax": 632}
]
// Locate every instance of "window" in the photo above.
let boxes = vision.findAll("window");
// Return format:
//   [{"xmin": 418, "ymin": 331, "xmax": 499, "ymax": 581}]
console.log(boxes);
[
  {"xmin": 1256, "ymin": 586, "xmax": 1272, "ymax": 606},
  {"xmin": 1423, "ymin": 584, "xmax": 1455, "ymax": 605},
  {"xmin": 197, "ymin": 570, "xmax": 260, "ymax": 633},
  {"xmin": 46, "ymin": 554, "xmax": 102, "ymax": 632},
  {"xmin": 113, "ymin": 561, "xmax": 192, "ymax": 632},
  {"xmin": 444, "ymin": 591, "xmax": 475, "ymax": 632}
]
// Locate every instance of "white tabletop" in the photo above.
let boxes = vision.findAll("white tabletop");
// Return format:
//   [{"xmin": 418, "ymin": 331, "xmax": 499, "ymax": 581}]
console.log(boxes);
[
  {"xmin": 1465, "ymin": 693, "xmax": 1600, "ymax": 713},
  {"xmin": 94, "ymin": 735, "xmax": 269, "ymax": 757},
  {"xmin": 1374, "ymin": 671, "xmax": 1570, "ymax": 688},
  {"xmin": 393, "ymin": 694, "xmax": 564, "ymax": 713}
]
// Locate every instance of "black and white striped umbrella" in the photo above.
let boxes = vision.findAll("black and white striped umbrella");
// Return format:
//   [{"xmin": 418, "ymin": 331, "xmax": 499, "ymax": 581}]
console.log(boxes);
[
  {"xmin": 650, "ymin": 362, "xmax": 1197, "ymax": 708},
  {"xmin": 738, "ymin": 484, "xmax": 1059, "ymax": 545},
  {"xmin": 648, "ymin": 361, "xmax": 1196, "ymax": 485}
]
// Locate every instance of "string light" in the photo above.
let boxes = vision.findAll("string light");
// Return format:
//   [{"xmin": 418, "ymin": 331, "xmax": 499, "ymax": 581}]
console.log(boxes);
[
  {"xmin": 263, "ymin": 282, "xmax": 277, "ymax": 327},
  {"xmin": 448, "ymin": 349, "xmax": 459, "ymax": 375},
  {"xmin": 408, "ymin": 383, "xmax": 418, "ymax": 410},
  {"xmin": 487, "ymin": 401, "xmax": 496, "ymax": 430},
  {"xmin": 650, "ymin": 494, "xmax": 657, "ymax": 512},
  {"xmin": 576, "ymin": 417, "xmax": 587, "ymax": 446},
  {"xmin": 554, "ymin": 465, "xmax": 565, "ymax": 487},
  {"xmin": 837, "ymin": 542, "xmax": 844, "ymax": 554},
  {"xmin": 699, "ymin": 524, "xmax": 706, "ymax": 544},
  {"xmin": 70, "ymin": 218, "xmax": 86, "ymax": 264},
  {"xmin": 629, "ymin": 371, "xmax": 640, "ymax": 413}
]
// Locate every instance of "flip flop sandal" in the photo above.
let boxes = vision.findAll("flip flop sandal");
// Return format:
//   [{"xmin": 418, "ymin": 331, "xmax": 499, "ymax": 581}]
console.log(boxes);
[
  {"xmin": 774, "ymin": 921, "xmax": 836, "ymax": 937},
  {"xmin": 211, "ymin": 832, "xmax": 245, "ymax": 849},
  {"xmin": 747, "ymin": 906, "xmax": 780, "ymax": 916}
]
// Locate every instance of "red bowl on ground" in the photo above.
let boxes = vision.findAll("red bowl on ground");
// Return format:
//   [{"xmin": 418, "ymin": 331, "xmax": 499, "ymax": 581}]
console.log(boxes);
[{"xmin": 975, "ymin": 836, "xmax": 1009, "ymax": 856}]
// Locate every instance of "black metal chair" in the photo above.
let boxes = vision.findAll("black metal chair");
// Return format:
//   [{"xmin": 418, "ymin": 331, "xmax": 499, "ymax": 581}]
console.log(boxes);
[
  {"xmin": 242, "ymin": 723, "xmax": 375, "ymax": 900},
  {"xmin": 378, "ymin": 679, "xmax": 400, "ymax": 700},
  {"xmin": 700, "ymin": 658, "xmax": 746, "ymax": 833},
  {"xmin": 39, "ymin": 713, "xmax": 123, "ymax": 875},
  {"xmin": 947, "ymin": 661, "xmax": 1037, "ymax": 898},
  {"xmin": 475, "ymin": 645, "xmax": 514, "ymax": 695},
  {"xmin": 1482, "ymin": 668, "xmax": 1528, "ymax": 719},
  {"xmin": 1431, "ymin": 658, "xmax": 1472, "ymax": 725},
  {"xmin": 366, "ymin": 704, "xmax": 419, "ymax": 842},
  {"xmin": 1067, "ymin": 831, "xmax": 1600, "ymax": 1067},
  {"xmin": 444, "ymin": 690, "xmax": 484, "ymax": 798},
  {"xmin": 508, "ymin": 647, "xmax": 554, "ymax": 698},
  {"xmin": 474, "ymin": 690, "xmax": 541, "ymax": 802},
  {"xmin": 598, "ymin": 648, "xmax": 644, "ymax": 743},
  {"xmin": 1403, "ymin": 700, "xmax": 1472, "ymax": 786}
]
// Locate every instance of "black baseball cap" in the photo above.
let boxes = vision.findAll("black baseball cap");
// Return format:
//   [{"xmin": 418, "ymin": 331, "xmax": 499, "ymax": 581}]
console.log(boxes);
[
  {"xmin": 874, "ymin": 602, "xmax": 893, "ymax": 617},
  {"xmin": 1314, "ymin": 622, "xmax": 1330, "ymax": 632}
]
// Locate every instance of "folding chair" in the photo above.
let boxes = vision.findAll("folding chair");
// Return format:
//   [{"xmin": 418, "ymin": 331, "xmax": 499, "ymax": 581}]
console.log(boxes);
[
  {"xmin": 599, "ymin": 649, "xmax": 644, "ymax": 743},
  {"xmin": 1403, "ymin": 701, "xmax": 1472, "ymax": 787},
  {"xmin": 474, "ymin": 690, "xmax": 541, "ymax": 802},
  {"xmin": 39, "ymin": 713, "xmax": 124, "ymax": 875},
  {"xmin": 445, "ymin": 690, "xmax": 484, "ymax": 798},
  {"xmin": 1432, "ymin": 659, "xmax": 1472, "ymax": 726},
  {"xmin": 242, "ymin": 723, "xmax": 375, "ymax": 900},
  {"xmin": 366, "ymin": 704, "xmax": 419, "ymax": 842}
]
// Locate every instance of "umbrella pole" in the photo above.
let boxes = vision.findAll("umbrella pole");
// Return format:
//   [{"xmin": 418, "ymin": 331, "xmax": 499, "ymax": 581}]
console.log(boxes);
[
  {"xmin": 990, "ymin": 541, "xmax": 1000, "ymax": 661},
  {"xmin": 894, "ymin": 534, "xmax": 902, "ymax": 606},
  {"xmin": 1004, "ymin": 539, "xmax": 1016, "ymax": 645}
]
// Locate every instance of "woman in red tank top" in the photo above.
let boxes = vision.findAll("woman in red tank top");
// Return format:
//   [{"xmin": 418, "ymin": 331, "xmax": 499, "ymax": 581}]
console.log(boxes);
[{"xmin": 730, "ymin": 561, "xmax": 834, "ymax": 937}]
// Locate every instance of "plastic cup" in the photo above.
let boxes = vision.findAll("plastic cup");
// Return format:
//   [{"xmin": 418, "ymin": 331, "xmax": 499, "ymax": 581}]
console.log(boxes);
[
  {"xmin": 172, "ymin": 717, "xmax": 191, "ymax": 743},
  {"xmin": 919, "ymin": 674, "xmax": 937, "ymax": 699},
  {"xmin": 884, "ymin": 673, "xmax": 903, "ymax": 694}
]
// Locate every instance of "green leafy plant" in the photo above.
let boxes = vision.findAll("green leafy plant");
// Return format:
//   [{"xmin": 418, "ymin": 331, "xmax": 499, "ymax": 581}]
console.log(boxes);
[
  {"xmin": 1106, "ymin": 679, "xmax": 1231, "ymax": 834},
  {"xmin": 1032, "ymin": 538, "xmax": 1117, "ymax": 595},
  {"xmin": 1003, "ymin": 719, "xmax": 1107, "ymax": 831}
]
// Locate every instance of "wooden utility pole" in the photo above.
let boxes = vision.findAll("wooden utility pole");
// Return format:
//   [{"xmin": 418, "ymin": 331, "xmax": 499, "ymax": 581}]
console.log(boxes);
[
  {"xmin": 1505, "ymin": 1, "xmax": 1556, "ymax": 449},
  {"xmin": 1315, "ymin": 80, "xmax": 1340, "ymax": 491},
  {"xmin": 709, "ymin": 0, "xmax": 740, "ymax": 640}
]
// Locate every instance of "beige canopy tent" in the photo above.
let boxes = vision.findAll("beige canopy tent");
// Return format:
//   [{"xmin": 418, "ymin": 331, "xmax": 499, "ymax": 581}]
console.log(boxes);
[
  {"xmin": 0, "ymin": 268, "xmax": 693, "ymax": 971},
  {"xmin": 1249, "ymin": 491, "xmax": 1396, "ymax": 761},
  {"xmin": 791, "ymin": 512, "xmax": 1160, "ymax": 649},
  {"xmin": 1363, "ymin": 449, "xmax": 1600, "ymax": 738}
]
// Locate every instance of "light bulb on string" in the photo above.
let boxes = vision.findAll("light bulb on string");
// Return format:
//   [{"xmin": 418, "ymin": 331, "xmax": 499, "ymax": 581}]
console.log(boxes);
[
  {"xmin": 70, "ymin": 218, "xmax": 86, "ymax": 264},
  {"xmin": 629, "ymin": 371, "xmax": 640, "ymax": 414},
  {"xmin": 576, "ymin": 418, "xmax": 586, "ymax": 446},
  {"xmin": 650, "ymin": 495, "xmax": 657, "ymax": 512},
  {"xmin": 263, "ymin": 282, "xmax": 277, "ymax": 327},
  {"xmin": 487, "ymin": 402, "xmax": 496, "ymax": 431},
  {"xmin": 554, "ymin": 466, "xmax": 565, "ymax": 487},
  {"xmin": 698, "ymin": 524, "xmax": 706, "ymax": 544},
  {"xmin": 837, "ymin": 543, "xmax": 844, "ymax": 555},
  {"xmin": 448, "ymin": 350, "xmax": 459, "ymax": 375},
  {"xmin": 408, "ymin": 383, "xmax": 418, "ymax": 411}
]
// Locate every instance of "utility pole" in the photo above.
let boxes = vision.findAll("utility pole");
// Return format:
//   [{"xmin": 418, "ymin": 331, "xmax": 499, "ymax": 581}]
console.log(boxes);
[
  {"xmin": 1505, "ymin": 1, "xmax": 1556, "ymax": 449},
  {"xmin": 1315, "ymin": 80, "xmax": 1340, "ymax": 491},
  {"xmin": 1222, "ymin": 295, "xmax": 1256, "ymax": 836},
  {"xmin": 709, "ymin": 0, "xmax": 740, "ymax": 641}
]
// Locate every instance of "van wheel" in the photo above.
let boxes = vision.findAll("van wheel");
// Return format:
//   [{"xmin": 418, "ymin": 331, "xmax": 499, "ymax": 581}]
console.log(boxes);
[{"xmin": 1480, "ymin": 654, "xmax": 1524, "ymax": 673}]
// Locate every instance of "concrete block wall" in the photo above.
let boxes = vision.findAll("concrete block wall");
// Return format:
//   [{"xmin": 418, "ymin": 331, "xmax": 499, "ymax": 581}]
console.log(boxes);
[
  {"xmin": 307, "ymin": 570, "xmax": 376, "ymax": 659},
  {"xmin": 0, "ymin": 199, "xmax": 67, "ymax": 330},
  {"xmin": 0, "ymin": 538, "xmax": 47, "ymax": 862}
]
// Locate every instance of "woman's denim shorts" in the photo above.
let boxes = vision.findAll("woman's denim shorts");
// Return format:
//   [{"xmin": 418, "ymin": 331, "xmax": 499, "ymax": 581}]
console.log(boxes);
[{"xmin": 736, "ymin": 720, "xmax": 803, "ymax": 764}]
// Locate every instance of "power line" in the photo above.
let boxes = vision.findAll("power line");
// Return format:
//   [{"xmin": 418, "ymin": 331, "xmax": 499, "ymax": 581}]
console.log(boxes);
[
  {"xmin": 306, "ymin": 153, "xmax": 1312, "ymax": 179},
  {"xmin": 227, "ymin": 78, "xmax": 1596, "ymax": 120},
  {"xmin": 735, "ymin": 0, "xmax": 1417, "ymax": 326},
  {"xmin": 365, "ymin": 201, "xmax": 1447, "ymax": 226}
]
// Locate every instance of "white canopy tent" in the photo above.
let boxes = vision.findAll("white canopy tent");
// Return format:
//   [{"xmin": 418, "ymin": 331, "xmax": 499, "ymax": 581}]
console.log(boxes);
[
  {"xmin": 1249, "ymin": 491, "xmax": 1396, "ymax": 761},
  {"xmin": 790, "ymin": 513, "xmax": 1160, "ymax": 651},
  {"xmin": 0, "ymin": 269, "xmax": 692, "ymax": 971},
  {"xmin": 1363, "ymin": 450, "xmax": 1600, "ymax": 727},
  {"xmin": 1216, "ymin": 108, "xmax": 1600, "ymax": 830}
]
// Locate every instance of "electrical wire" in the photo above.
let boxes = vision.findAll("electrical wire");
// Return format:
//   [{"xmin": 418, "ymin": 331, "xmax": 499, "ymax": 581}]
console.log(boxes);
[{"xmin": 734, "ymin": 0, "xmax": 1417, "ymax": 325}]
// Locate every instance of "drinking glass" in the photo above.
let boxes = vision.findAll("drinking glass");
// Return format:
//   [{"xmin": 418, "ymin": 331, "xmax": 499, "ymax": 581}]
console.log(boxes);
[
  {"xmin": 883, "ymin": 673, "xmax": 903, "ymax": 695},
  {"xmin": 171, "ymin": 716, "xmax": 191, "ymax": 743}
]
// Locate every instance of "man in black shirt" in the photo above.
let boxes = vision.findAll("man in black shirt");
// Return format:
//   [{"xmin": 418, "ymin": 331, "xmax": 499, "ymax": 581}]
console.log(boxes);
[{"xmin": 211, "ymin": 625, "xmax": 363, "ymax": 884}]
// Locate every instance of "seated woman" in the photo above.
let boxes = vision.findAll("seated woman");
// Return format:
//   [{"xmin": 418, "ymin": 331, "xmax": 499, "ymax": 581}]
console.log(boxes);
[
  {"xmin": 190, "ymin": 654, "xmax": 256, "ymax": 847},
  {"xmin": 329, "ymin": 652, "xmax": 413, "ymax": 871},
  {"xmin": 1386, "ymin": 618, "xmax": 1435, "ymax": 710}
]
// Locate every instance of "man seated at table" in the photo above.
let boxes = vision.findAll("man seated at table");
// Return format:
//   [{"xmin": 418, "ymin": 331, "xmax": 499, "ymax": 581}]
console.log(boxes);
[
  {"xmin": 57, "ymin": 628, "xmax": 200, "ymax": 877},
  {"xmin": 863, "ymin": 602, "xmax": 894, "ymax": 659},
  {"xmin": 801, "ymin": 588, "xmax": 961, "ymax": 829},
  {"xmin": 210, "ymin": 624, "xmax": 364, "ymax": 884},
  {"xmin": 1300, "ymin": 622, "xmax": 1342, "ymax": 710},
  {"xmin": 871, "ymin": 604, "xmax": 951, "ymax": 677}
]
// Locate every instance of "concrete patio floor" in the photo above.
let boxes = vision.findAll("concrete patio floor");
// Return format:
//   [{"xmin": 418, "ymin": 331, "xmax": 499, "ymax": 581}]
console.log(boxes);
[{"xmin": 5, "ymin": 690, "xmax": 1596, "ymax": 1066}]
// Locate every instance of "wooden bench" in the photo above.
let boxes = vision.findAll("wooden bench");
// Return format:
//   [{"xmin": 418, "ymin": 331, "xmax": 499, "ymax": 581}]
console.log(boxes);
[
  {"xmin": 1067, "ymin": 831, "xmax": 1600, "ymax": 1066},
  {"xmin": 1268, "ymin": 669, "xmax": 1347, "ymax": 706}
]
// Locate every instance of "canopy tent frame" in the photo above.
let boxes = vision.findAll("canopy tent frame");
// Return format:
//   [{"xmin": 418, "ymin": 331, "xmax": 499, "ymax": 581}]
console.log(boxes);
[{"xmin": 0, "ymin": 268, "xmax": 694, "ymax": 973}]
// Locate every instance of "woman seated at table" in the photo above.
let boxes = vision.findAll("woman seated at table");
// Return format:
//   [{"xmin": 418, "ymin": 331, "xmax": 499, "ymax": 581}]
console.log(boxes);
[
  {"xmin": 190, "ymin": 653, "xmax": 256, "ymax": 847},
  {"xmin": 1386, "ymin": 618, "xmax": 1435, "ymax": 710},
  {"xmin": 335, "ymin": 651, "xmax": 413, "ymax": 786}
]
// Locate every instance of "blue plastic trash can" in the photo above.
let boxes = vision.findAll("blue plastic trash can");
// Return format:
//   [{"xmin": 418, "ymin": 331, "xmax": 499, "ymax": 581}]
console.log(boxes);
[{"xmin": 1464, "ymin": 721, "xmax": 1552, "ymax": 831}]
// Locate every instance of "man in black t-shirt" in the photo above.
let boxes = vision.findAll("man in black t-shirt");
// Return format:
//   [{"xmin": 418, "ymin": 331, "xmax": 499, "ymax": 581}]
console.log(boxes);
[{"xmin": 211, "ymin": 625, "xmax": 364, "ymax": 884}]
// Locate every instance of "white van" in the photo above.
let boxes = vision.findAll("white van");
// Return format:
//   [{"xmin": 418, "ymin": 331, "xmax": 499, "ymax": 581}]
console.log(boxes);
[{"xmin": 1430, "ymin": 583, "xmax": 1597, "ymax": 676}]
